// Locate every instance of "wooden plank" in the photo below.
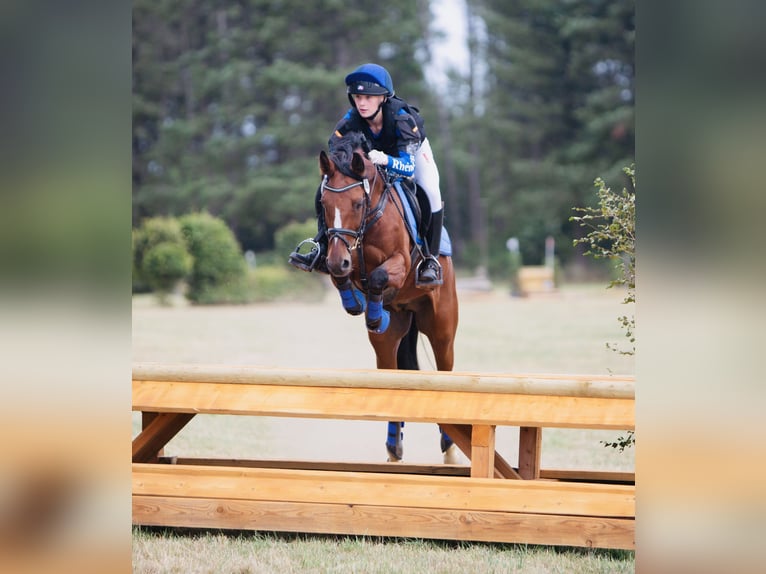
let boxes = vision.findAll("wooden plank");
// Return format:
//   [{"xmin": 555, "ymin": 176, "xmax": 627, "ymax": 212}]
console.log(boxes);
[
  {"xmin": 470, "ymin": 425, "xmax": 496, "ymax": 479},
  {"xmin": 132, "ymin": 413, "xmax": 195, "ymax": 463},
  {"xmin": 133, "ymin": 381, "xmax": 634, "ymax": 430},
  {"xmin": 133, "ymin": 363, "xmax": 635, "ymax": 399},
  {"xmin": 518, "ymin": 427, "xmax": 543, "ymax": 479},
  {"xmin": 441, "ymin": 424, "xmax": 521, "ymax": 479},
  {"xmin": 133, "ymin": 495, "xmax": 635, "ymax": 549},
  {"xmin": 170, "ymin": 457, "xmax": 471, "ymax": 476},
  {"xmin": 540, "ymin": 469, "xmax": 635, "ymax": 484},
  {"xmin": 166, "ymin": 458, "xmax": 634, "ymax": 484},
  {"xmin": 133, "ymin": 464, "xmax": 635, "ymax": 518}
]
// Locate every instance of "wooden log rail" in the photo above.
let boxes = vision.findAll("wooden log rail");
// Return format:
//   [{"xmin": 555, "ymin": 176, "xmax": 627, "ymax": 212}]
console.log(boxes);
[{"xmin": 132, "ymin": 363, "xmax": 635, "ymax": 549}]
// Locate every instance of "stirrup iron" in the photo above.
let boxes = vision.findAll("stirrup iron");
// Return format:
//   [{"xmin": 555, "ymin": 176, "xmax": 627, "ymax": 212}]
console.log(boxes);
[
  {"xmin": 288, "ymin": 238, "xmax": 322, "ymax": 271},
  {"xmin": 415, "ymin": 256, "xmax": 443, "ymax": 287}
]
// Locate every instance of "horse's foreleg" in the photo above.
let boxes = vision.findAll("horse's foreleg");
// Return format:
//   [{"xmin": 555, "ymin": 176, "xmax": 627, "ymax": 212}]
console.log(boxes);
[
  {"xmin": 365, "ymin": 255, "xmax": 408, "ymax": 333},
  {"xmin": 365, "ymin": 267, "xmax": 390, "ymax": 333},
  {"xmin": 368, "ymin": 311, "xmax": 411, "ymax": 369},
  {"xmin": 332, "ymin": 276, "xmax": 366, "ymax": 316}
]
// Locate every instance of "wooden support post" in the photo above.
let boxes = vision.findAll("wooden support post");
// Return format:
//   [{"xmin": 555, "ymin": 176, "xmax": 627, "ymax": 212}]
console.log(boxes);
[
  {"xmin": 142, "ymin": 412, "xmax": 164, "ymax": 459},
  {"xmin": 518, "ymin": 426, "xmax": 542, "ymax": 479},
  {"xmin": 440, "ymin": 424, "xmax": 521, "ymax": 479},
  {"xmin": 133, "ymin": 412, "xmax": 195, "ymax": 463},
  {"xmin": 470, "ymin": 425, "xmax": 496, "ymax": 478}
]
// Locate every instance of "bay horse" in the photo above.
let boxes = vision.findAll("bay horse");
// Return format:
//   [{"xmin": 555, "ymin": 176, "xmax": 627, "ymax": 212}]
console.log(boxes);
[{"xmin": 318, "ymin": 132, "xmax": 459, "ymax": 462}]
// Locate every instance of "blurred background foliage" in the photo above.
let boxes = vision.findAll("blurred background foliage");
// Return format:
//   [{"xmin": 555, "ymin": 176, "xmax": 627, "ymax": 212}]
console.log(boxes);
[{"xmin": 132, "ymin": 0, "xmax": 634, "ymax": 284}]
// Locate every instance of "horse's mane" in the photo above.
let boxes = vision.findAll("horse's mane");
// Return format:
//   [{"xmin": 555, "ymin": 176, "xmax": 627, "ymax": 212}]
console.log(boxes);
[{"xmin": 329, "ymin": 132, "xmax": 370, "ymax": 178}]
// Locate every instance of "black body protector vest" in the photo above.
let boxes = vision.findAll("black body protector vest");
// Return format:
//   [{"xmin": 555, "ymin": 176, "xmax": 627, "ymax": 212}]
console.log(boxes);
[{"xmin": 330, "ymin": 96, "xmax": 426, "ymax": 159}]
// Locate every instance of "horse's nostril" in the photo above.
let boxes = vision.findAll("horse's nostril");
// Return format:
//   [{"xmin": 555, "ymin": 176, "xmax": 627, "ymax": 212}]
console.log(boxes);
[{"xmin": 342, "ymin": 259, "xmax": 350, "ymax": 269}]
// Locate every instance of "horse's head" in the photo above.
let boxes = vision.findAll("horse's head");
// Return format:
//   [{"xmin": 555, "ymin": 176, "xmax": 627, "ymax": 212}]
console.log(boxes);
[{"xmin": 319, "ymin": 133, "xmax": 378, "ymax": 278}]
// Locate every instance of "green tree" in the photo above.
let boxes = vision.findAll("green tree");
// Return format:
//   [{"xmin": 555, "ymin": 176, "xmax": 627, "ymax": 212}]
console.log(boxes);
[
  {"xmin": 133, "ymin": 0, "xmax": 428, "ymax": 253},
  {"xmin": 455, "ymin": 0, "xmax": 634, "ymax": 269},
  {"xmin": 132, "ymin": 1, "xmax": 634, "ymax": 275}
]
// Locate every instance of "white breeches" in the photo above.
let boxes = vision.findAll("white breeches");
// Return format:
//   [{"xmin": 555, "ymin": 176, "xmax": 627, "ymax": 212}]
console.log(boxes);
[{"xmin": 414, "ymin": 137, "xmax": 443, "ymax": 213}]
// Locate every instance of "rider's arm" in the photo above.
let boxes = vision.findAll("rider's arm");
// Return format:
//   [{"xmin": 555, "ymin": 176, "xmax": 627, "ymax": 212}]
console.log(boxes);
[
  {"xmin": 385, "ymin": 149, "xmax": 416, "ymax": 177},
  {"xmin": 385, "ymin": 109, "xmax": 421, "ymax": 177}
]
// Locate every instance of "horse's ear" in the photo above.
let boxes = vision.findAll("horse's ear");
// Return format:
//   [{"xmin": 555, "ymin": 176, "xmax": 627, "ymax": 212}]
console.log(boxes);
[
  {"xmin": 319, "ymin": 150, "xmax": 334, "ymax": 176},
  {"xmin": 351, "ymin": 152, "xmax": 366, "ymax": 177}
]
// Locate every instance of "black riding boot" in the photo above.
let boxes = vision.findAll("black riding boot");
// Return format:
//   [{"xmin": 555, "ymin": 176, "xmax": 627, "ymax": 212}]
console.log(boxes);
[
  {"xmin": 288, "ymin": 186, "xmax": 329, "ymax": 274},
  {"xmin": 417, "ymin": 208, "xmax": 444, "ymax": 287}
]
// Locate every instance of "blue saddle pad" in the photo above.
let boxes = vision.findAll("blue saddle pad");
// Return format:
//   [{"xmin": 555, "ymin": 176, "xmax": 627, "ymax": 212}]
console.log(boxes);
[{"xmin": 392, "ymin": 181, "xmax": 452, "ymax": 257}]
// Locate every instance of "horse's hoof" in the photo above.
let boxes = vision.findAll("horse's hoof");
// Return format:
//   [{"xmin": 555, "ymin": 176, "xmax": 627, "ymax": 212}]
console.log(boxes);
[
  {"xmin": 443, "ymin": 443, "xmax": 460, "ymax": 464},
  {"xmin": 385, "ymin": 442, "xmax": 402, "ymax": 462},
  {"xmin": 344, "ymin": 305, "xmax": 364, "ymax": 316}
]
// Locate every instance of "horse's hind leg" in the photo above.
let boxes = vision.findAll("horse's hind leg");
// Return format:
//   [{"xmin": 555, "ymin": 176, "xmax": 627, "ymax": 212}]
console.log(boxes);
[
  {"xmin": 386, "ymin": 421, "xmax": 404, "ymax": 462},
  {"xmin": 369, "ymin": 311, "xmax": 412, "ymax": 462},
  {"xmin": 440, "ymin": 427, "xmax": 460, "ymax": 464}
]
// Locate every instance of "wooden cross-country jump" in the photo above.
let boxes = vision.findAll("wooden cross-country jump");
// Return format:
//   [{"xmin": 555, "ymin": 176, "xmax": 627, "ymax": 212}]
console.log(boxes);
[{"xmin": 132, "ymin": 363, "xmax": 635, "ymax": 549}]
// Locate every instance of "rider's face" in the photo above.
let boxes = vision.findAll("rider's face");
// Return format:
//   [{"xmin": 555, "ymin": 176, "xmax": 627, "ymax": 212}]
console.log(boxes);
[{"xmin": 352, "ymin": 94, "xmax": 386, "ymax": 118}]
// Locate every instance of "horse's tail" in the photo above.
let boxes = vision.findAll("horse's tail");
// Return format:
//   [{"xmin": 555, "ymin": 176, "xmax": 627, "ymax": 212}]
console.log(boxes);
[{"xmin": 396, "ymin": 314, "xmax": 419, "ymax": 370}]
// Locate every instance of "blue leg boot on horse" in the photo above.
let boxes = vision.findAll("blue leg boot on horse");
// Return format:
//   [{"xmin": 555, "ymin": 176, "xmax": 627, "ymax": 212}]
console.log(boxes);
[{"xmin": 386, "ymin": 421, "xmax": 404, "ymax": 462}]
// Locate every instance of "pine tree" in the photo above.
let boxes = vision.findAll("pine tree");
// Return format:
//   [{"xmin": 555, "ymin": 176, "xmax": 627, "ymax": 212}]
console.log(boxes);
[
  {"xmin": 133, "ymin": 0, "xmax": 427, "ymax": 252},
  {"xmin": 460, "ymin": 0, "xmax": 634, "ymax": 268}
]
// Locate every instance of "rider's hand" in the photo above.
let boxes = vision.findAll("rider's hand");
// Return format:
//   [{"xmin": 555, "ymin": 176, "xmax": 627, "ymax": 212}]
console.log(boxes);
[{"xmin": 368, "ymin": 150, "xmax": 389, "ymax": 166}]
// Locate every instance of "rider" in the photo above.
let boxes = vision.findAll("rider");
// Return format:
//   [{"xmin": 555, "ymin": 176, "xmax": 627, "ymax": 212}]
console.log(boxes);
[{"xmin": 288, "ymin": 62, "xmax": 444, "ymax": 287}]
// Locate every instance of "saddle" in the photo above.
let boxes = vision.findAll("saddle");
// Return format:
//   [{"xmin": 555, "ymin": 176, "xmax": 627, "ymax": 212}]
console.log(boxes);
[{"xmin": 392, "ymin": 178, "xmax": 429, "ymax": 247}]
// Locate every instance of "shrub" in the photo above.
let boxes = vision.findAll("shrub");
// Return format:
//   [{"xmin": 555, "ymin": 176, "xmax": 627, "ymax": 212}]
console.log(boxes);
[
  {"xmin": 571, "ymin": 165, "xmax": 636, "ymax": 451},
  {"xmin": 247, "ymin": 263, "xmax": 326, "ymax": 302},
  {"xmin": 179, "ymin": 212, "xmax": 247, "ymax": 304},
  {"xmin": 142, "ymin": 242, "xmax": 193, "ymax": 302},
  {"xmin": 133, "ymin": 217, "xmax": 189, "ymax": 294},
  {"xmin": 132, "ymin": 229, "xmax": 151, "ymax": 293},
  {"xmin": 274, "ymin": 219, "xmax": 319, "ymax": 267},
  {"xmin": 571, "ymin": 165, "xmax": 635, "ymax": 356}
]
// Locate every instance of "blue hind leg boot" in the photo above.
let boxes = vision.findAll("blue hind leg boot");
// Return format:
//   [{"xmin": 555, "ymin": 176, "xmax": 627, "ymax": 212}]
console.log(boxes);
[
  {"xmin": 440, "ymin": 428, "xmax": 454, "ymax": 453},
  {"xmin": 386, "ymin": 421, "xmax": 404, "ymax": 461}
]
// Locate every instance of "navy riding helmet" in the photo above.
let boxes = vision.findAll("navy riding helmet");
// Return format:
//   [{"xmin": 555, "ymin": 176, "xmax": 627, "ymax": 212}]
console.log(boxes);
[{"xmin": 345, "ymin": 63, "xmax": 395, "ymax": 106}]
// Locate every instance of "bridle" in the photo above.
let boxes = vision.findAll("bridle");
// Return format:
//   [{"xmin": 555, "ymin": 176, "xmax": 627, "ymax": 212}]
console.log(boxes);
[
  {"xmin": 323, "ymin": 173, "xmax": 372, "ymax": 251},
  {"xmin": 322, "ymin": 165, "xmax": 391, "ymax": 289}
]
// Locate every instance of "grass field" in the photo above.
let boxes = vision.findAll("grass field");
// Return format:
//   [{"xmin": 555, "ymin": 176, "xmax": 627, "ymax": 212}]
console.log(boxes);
[{"xmin": 132, "ymin": 281, "xmax": 635, "ymax": 572}]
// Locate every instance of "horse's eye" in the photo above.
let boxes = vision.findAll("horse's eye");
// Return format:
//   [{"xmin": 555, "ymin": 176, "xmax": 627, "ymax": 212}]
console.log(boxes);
[{"xmin": 354, "ymin": 201, "xmax": 364, "ymax": 211}]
